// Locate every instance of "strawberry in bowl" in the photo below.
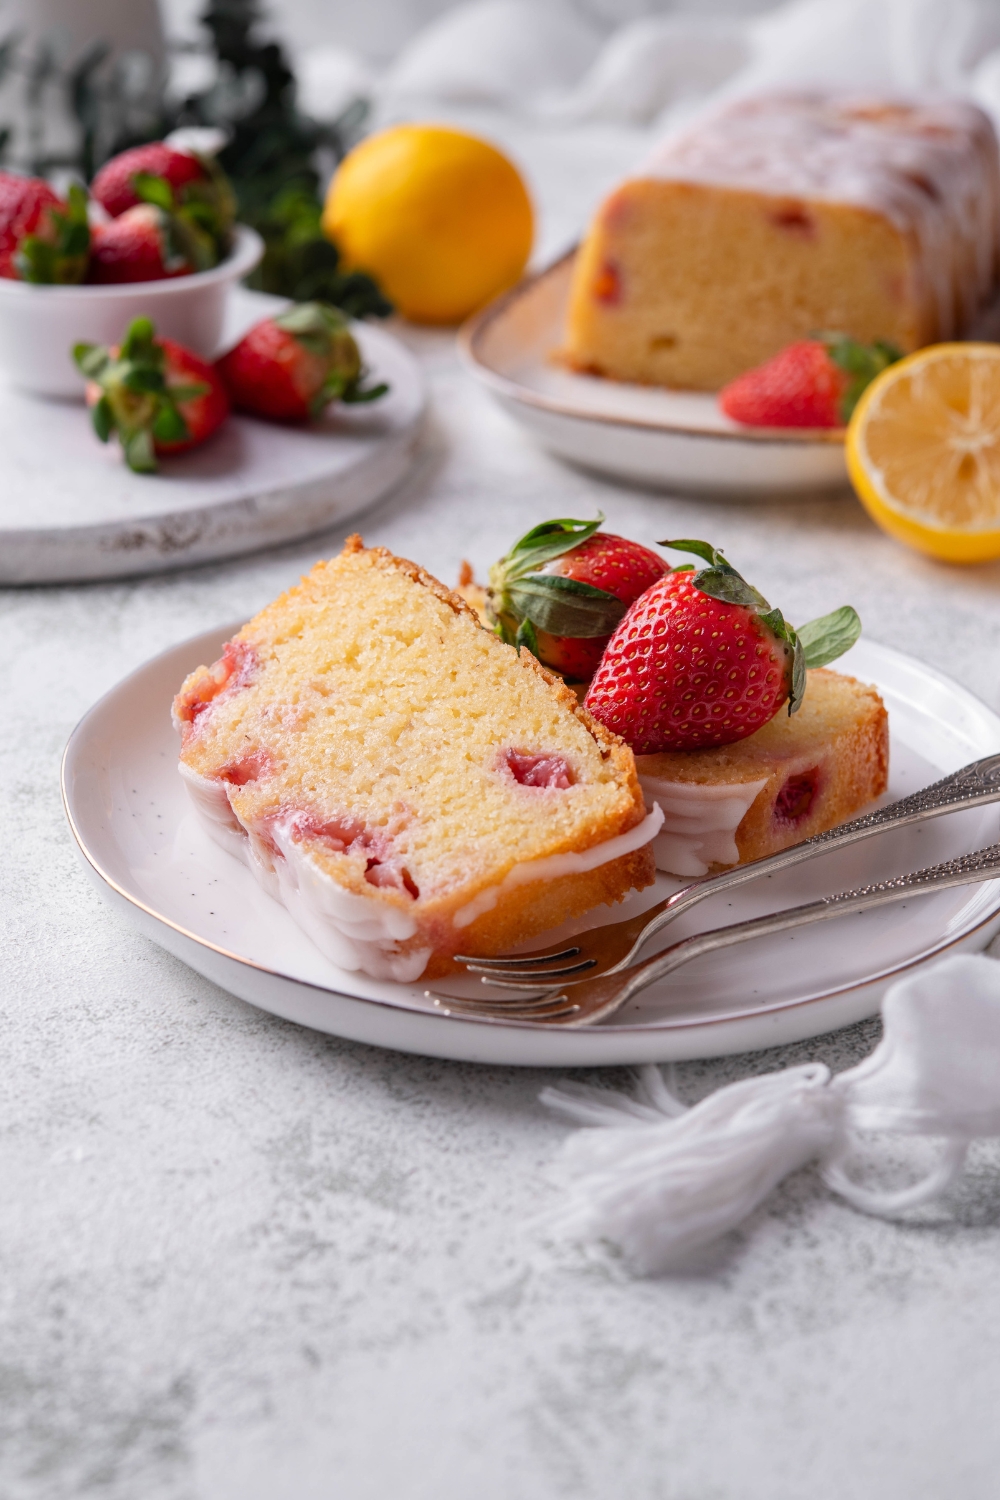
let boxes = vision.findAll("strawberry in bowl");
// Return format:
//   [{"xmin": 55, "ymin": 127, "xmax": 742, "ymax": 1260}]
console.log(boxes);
[
  {"xmin": 583, "ymin": 539, "xmax": 860, "ymax": 752},
  {"xmin": 719, "ymin": 334, "xmax": 901, "ymax": 429},
  {"xmin": 0, "ymin": 172, "xmax": 89, "ymax": 284},
  {"xmin": 91, "ymin": 141, "xmax": 235, "ymax": 267},
  {"xmin": 217, "ymin": 303, "xmax": 388, "ymax": 421},
  {"xmin": 485, "ymin": 516, "xmax": 668, "ymax": 679},
  {"xmin": 73, "ymin": 316, "xmax": 230, "ymax": 473}
]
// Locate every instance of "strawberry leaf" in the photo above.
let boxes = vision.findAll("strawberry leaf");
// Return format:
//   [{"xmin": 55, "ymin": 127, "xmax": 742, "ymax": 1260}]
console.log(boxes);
[
  {"xmin": 659, "ymin": 538, "xmax": 727, "ymax": 569},
  {"xmin": 789, "ymin": 637, "xmax": 807, "ymax": 715},
  {"xmin": 91, "ymin": 396, "xmax": 114, "ymax": 443},
  {"xmin": 124, "ymin": 429, "xmax": 156, "ymax": 473},
  {"xmin": 815, "ymin": 332, "xmax": 902, "ymax": 422},
  {"xmin": 340, "ymin": 379, "xmax": 389, "ymax": 404},
  {"xmin": 73, "ymin": 343, "xmax": 108, "ymax": 380},
  {"xmin": 502, "ymin": 516, "xmax": 605, "ymax": 580},
  {"xmin": 515, "ymin": 618, "xmax": 540, "ymax": 657},
  {"xmin": 797, "ymin": 605, "xmax": 862, "ymax": 668},
  {"xmin": 153, "ymin": 405, "xmax": 189, "ymax": 443},
  {"xmin": 133, "ymin": 172, "xmax": 176, "ymax": 212},
  {"xmin": 661, "ymin": 538, "xmax": 772, "ymax": 610},
  {"xmin": 506, "ymin": 574, "xmax": 627, "ymax": 637}
]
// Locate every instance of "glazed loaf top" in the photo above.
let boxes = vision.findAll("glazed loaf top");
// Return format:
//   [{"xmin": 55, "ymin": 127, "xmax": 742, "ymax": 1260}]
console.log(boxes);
[{"xmin": 636, "ymin": 93, "xmax": 1000, "ymax": 335}]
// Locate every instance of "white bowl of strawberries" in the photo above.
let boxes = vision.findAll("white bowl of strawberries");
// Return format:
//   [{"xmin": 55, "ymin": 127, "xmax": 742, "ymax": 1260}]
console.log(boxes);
[{"xmin": 0, "ymin": 142, "xmax": 263, "ymax": 399}]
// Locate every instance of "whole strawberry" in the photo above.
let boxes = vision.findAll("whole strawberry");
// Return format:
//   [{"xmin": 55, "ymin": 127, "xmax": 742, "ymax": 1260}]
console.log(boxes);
[
  {"xmin": 73, "ymin": 316, "xmax": 230, "ymax": 473},
  {"xmin": 719, "ymin": 334, "xmax": 901, "ymax": 428},
  {"xmin": 486, "ymin": 517, "xmax": 667, "ymax": 679},
  {"xmin": 0, "ymin": 173, "xmax": 89, "ymax": 283},
  {"xmin": 584, "ymin": 540, "xmax": 860, "ymax": 753},
  {"xmin": 91, "ymin": 141, "xmax": 234, "ymax": 263},
  {"xmin": 88, "ymin": 203, "xmax": 213, "ymax": 284},
  {"xmin": 217, "ymin": 303, "xmax": 387, "ymax": 422}
]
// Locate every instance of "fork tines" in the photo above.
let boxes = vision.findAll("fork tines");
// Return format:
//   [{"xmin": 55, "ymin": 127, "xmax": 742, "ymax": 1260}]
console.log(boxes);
[{"xmin": 425, "ymin": 989, "xmax": 579, "ymax": 1021}]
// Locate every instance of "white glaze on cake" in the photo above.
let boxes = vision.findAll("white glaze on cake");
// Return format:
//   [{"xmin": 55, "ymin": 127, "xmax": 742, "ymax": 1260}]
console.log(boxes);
[
  {"xmin": 637, "ymin": 94, "xmax": 1000, "ymax": 337},
  {"xmin": 451, "ymin": 803, "xmax": 665, "ymax": 927},
  {"xmin": 180, "ymin": 766, "xmax": 664, "ymax": 979},
  {"xmin": 637, "ymin": 772, "xmax": 767, "ymax": 878}
]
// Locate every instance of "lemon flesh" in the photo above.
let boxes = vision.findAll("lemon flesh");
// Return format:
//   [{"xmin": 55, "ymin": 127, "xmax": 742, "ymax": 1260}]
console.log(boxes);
[
  {"xmin": 847, "ymin": 343, "xmax": 1000, "ymax": 563},
  {"xmin": 322, "ymin": 124, "xmax": 534, "ymax": 325}
]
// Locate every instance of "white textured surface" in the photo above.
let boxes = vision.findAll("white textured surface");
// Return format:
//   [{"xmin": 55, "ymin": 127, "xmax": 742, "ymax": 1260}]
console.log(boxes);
[{"xmin": 7, "ymin": 116, "xmax": 1000, "ymax": 1499}]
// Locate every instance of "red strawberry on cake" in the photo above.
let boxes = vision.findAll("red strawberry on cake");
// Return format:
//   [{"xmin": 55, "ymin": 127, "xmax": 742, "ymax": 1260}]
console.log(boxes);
[
  {"xmin": 73, "ymin": 316, "xmax": 229, "ymax": 473},
  {"xmin": 0, "ymin": 173, "xmax": 89, "ymax": 283},
  {"xmin": 217, "ymin": 303, "xmax": 387, "ymax": 421},
  {"xmin": 584, "ymin": 539, "xmax": 860, "ymax": 752},
  {"xmin": 575, "ymin": 537, "xmax": 885, "ymax": 875},
  {"xmin": 486, "ymin": 517, "xmax": 668, "ymax": 679},
  {"xmin": 719, "ymin": 334, "xmax": 900, "ymax": 429}
]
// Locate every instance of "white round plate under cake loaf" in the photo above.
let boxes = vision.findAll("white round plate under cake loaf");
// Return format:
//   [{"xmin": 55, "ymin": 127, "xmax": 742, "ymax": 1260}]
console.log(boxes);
[
  {"xmin": 63, "ymin": 630, "xmax": 1000, "ymax": 1067},
  {"xmin": 461, "ymin": 250, "xmax": 849, "ymax": 498},
  {"xmin": 0, "ymin": 292, "xmax": 426, "ymax": 584}
]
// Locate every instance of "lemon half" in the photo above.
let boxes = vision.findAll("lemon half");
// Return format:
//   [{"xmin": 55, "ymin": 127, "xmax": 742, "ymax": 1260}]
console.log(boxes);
[{"xmin": 846, "ymin": 342, "xmax": 1000, "ymax": 563}]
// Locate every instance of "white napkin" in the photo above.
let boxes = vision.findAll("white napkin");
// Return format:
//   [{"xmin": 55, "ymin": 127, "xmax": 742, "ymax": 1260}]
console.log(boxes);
[
  {"xmin": 540, "ymin": 954, "xmax": 1000, "ymax": 1275},
  {"xmin": 335, "ymin": 0, "xmax": 1000, "ymax": 134}
]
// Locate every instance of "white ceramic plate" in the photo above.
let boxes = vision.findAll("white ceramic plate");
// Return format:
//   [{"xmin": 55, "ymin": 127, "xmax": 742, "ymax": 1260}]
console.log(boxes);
[
  {"xmin": 461, "ymin": 250, "xmax": 849, "ymax": 497},
  {"xmin": 62, "ymin": 627, "xmax": 1000, "ymax": 1066},
  {"xmin": 1, "ymin": 293, "xmax": 426, "ymax": 585}
]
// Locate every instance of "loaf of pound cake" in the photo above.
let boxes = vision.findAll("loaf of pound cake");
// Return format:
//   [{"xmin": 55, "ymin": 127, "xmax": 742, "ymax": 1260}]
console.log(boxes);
[
  {"xmin": 172, "ymin": 537, "xmax": 659, "ymax": 981},
  {"xmin": 565, "ymin": 93, "xmax": 1000, "ymax": 391},
  {"xmin": 636, "ymin": 669, "xmax": 889, "ymax": 877}
]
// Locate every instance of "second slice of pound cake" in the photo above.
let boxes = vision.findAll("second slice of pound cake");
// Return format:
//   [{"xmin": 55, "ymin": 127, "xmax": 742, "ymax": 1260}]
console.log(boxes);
[
  {"xmin": 636, "ymin": 670, "xmax": 888, "ymax": 877},
  {"xmin": 173, "ymin": 537, "xmax": 660, "ymax": 981}
]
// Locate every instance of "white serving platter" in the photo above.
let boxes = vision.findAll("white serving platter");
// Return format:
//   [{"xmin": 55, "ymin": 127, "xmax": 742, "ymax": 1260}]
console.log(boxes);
[
  {"xmin": 460, "ymin": 250, "xmax": 849, "ymax": 497},
  {"xmin": 62, "ymin": 626, "xmax": 1000, "ymax": 1067},
  {"xmin": 0, "ymin": 294, "xmax": 426, "ymax": 584}
]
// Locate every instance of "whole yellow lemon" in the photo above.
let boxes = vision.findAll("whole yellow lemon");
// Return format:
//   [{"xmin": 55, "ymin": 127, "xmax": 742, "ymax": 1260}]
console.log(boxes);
[{"xmin": 322, "ymin": 124, "xmax": 534, "ymax": 325}]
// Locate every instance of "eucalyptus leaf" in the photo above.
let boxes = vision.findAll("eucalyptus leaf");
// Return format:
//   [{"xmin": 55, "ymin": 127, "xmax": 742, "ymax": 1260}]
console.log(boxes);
[
  {"xmin": 507, "ymin": 574, "xmax": 628, "ymax": 637},
  {"xmin": 797, "ymin": 605, "xmax": 862, "ymax": 668}
]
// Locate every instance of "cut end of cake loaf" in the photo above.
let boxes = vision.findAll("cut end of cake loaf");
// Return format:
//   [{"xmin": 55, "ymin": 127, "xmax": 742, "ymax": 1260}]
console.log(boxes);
[
  {"xmin": 635, "ymin": 669, "xmax": 888, "ymax": 877},
  {"xmin": 564, "ymin": 93, "xmax": 1000, "ymax": 391},
  {"xmin": 173, "ymin": 536, "xmax": 656, "ymax": 981}
]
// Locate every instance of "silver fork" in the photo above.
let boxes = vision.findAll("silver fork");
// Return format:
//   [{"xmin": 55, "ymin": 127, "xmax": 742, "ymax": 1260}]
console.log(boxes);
[
  {"xmin": 430, "ymin": 842, "xmax": 1000, "ymax": 1027},
  {"xmin": 457, "ymin": 751, "xmax": 1000, "ymax": 986}
]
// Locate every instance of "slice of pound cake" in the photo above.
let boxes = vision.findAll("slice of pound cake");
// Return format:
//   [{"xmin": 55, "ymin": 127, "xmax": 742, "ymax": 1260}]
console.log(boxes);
[
  {"xmin": 636, "ymin": 670, "xmax": 888, "ymax": 877},
  {"xmin": 172, "ymin": 537, "xmax": 659, "ymax": 981},
  {"xmin": 565, "ymin": 93, "xmax": 1000, "ymax": 390}
]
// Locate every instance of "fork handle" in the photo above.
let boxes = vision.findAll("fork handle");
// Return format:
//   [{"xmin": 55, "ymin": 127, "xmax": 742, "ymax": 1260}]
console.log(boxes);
[
  {"xmin": 626, "ymin": 749, "xmax": 1000, "ymax": 966},
  {"xmin": 609, "ymin": 840, "xmax": 1000, "ymax": 1017}
]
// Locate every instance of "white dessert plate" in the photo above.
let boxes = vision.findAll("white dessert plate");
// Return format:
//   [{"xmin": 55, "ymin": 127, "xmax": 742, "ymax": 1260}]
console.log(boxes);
[
  {"xmin": 461, "ymin": 250, "xmax": 849, "ymax": 498},
  {"xmin": 62, "ymin": 627, "xmax": 1000, "ymax": 1067},
  {"xmin": 0, "ymin": 291, "xmax": 426, "ymax": 585}
]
